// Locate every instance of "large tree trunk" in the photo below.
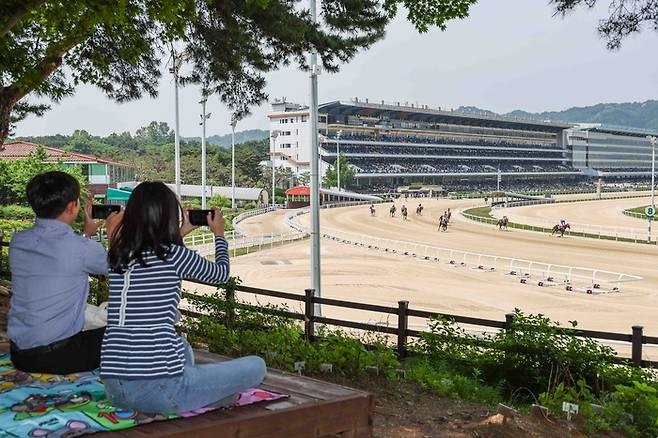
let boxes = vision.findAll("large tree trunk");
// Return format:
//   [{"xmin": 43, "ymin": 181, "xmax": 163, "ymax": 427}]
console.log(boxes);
[{"xmin": 0, "ymin": 91, "xmax": 19, "ymax": 145}]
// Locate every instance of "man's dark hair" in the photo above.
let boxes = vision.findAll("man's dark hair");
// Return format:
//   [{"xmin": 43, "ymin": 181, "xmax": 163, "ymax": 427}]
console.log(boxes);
[{"xmin": 26, "ymin": 171, "xmax": 81, "ymax": 218}]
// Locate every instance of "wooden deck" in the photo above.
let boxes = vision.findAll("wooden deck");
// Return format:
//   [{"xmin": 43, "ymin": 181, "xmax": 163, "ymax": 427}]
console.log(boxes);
[
  {"xmin": 0, "ymin": 347, "xmax": 373, "ymax": 437},
  {"xmin": 104, "ymin": 350, "xmax": 373, "ymax": 437}
]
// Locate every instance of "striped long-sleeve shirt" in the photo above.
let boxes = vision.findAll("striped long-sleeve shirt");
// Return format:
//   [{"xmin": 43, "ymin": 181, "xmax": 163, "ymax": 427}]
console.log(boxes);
[{"xmin": 100, "ymin": 237, "xmax": 229, "ymax": 379}]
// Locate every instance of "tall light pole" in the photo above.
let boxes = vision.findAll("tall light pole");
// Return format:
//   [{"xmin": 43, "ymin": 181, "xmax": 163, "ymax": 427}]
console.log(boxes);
[
  {"xmin": 270, "ymin": 130, "xmax": 281, "ymax": 208},
  {"xmin": 648, "ymin": 135, "xmax": 657, "ymax": 243},
  {"xmin": 309, "ymin": 0, "xmax": 322, "ymax": 316},
  {"xmin": 169, "ymin": 49, "xmax": 190, "ymax": 199},
  {"xmin": 171, "ymin": 51, "xmax": 182, "ymax": 199},
  {"xmin": 231, "ymin": 115, "xmax": 238, "ymax": 211},
  {"xmin": 650, "ymin": 136, "xmax": 656, "ymax": 208},
  {"xmin": 336, "ymin": 129, "xmax": 342, "ymax": 191},
  {"xmin": 199, "ymin": 96, "xmax": 211, "ymax": 209}
]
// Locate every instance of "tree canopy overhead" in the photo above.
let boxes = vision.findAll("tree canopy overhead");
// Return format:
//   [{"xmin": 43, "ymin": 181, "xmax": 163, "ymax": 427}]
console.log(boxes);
[
  {"xmin": 0, "ymin": 0, "xmax": 478, "ymax": 143},
  {"xmin": 551, "ymin": 0, "xmax": 658, "ymax": 49}
]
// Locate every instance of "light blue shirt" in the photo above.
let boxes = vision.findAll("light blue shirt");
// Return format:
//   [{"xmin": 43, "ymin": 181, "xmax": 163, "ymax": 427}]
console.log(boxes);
[{"xmin": 8, "ymin": 218, "xmax": 108, "ymax": 349}]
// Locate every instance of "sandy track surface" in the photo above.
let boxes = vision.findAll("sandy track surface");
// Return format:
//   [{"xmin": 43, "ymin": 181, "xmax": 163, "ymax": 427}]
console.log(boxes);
[
  {"xmin": 493, "ymin": 197, "xmax": 650, "ymax": 233},
  {"xmin": 196, "ymin": 198, "xmax": 658, "ymax": 343},
  {"xmin": 237, "ymin": 209, "xmax": 292, "ymax": 236}
]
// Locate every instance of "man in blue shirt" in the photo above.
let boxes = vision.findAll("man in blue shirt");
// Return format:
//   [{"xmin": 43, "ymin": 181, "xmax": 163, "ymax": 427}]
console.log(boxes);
[{"xmin": 9, "ymin": 171, "xmax": 121, "ymax": 374}]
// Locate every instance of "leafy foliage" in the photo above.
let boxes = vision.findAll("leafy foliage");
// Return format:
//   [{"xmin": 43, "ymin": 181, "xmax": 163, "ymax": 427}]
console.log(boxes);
[
  {"xmin": 322, "ymin": 153, "xmax": 356, "ymax": 189},
  {"xmin": 550, "ymin": 0, "xmax": 658, "ymax": 50},
  {"xmin": 1, "ymin": 0, "xmax": 478, "ymax": 141},
  {"xmin": 0, "ymin": 145, "xmax": 86, "ymax": 204},
  {"xmin": 14, "ymin": 123, "xmax": 270, "ymax": 189}
]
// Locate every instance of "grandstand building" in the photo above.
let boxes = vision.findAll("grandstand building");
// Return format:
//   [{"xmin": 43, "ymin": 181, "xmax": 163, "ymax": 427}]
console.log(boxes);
[
  {"xmin": 565, "ymin": 125, "xmax": 655, "ymax": 178},
  {"xmin": 268, "ymin": 99, "xmax": 657, "ymax": 192}
]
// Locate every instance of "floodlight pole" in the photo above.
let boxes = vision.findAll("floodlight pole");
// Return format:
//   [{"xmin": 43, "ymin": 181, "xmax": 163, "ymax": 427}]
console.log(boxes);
[
  {"xmin": 172, "ymin": 51, "xmax": 182, "ymax": 199},
  {"xmin": 309, "ymin": 0, "xmax": 322, "ymax": 316},
  {"xmin": 270, "ymin": 130, "xmax": 280, "ymax": 208},
  {"xmin": 336, "ymin": 130, "xmax": 342, "ymax": 191},
  {"xmin": 649, "ymin": 136, "xmax": 657, "ymax": 244},
  {"xmin": 200, "ymin": 96, "xmax": 209, "ymax": 209},
  {"xmin": 231, "ymin": 116, "xmax": 237, "ymax": 211}
]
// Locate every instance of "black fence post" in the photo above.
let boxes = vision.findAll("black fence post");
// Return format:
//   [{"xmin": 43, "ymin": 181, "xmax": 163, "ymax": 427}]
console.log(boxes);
[
  {"xmin": 632, "ymin": 325, "xmax": 644, "ymax": 367},
  {"xmin": 397, "ymin": 300, "xmax": 409, "ymax": 358},
  {"xmin": 505, "ymin": 313, "xmax": 514, "ymax": 332},
  {"xmin": 304, "ymin": 288, "xmax": 315, "ymax": 341}
]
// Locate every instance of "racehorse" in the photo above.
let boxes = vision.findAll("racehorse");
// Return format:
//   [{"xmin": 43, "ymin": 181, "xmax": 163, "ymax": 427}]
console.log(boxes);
[
  {"xmin": 437, "ymin": 216, "xmax": 448, "ymax": 232},
  {"xmin": 369, "ymin": 204, "xmax": 376, "ymax": 217},
  {"xmin": 497, "ymin": 216, "xmax": 508, "ymax": 231},
  {"xmin": 551, "ymin": 223, "xmax": 571, "ymax": 237},
  {"xmin": 389, "ymin": 205, "xmax": 396, "ymax": 217},
  {"xmin": 416, "ymin": 204, "xmax": 423, "ymax": 215},
  {"xmin": 401, "ymin": 206, "xmax": 408, "ymax": 221}
]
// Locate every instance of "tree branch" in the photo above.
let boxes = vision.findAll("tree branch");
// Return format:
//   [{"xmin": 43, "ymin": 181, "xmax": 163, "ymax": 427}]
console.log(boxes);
[{"xmin": 1, "ymin": 0, "xmax": 50, "ymax": 36}]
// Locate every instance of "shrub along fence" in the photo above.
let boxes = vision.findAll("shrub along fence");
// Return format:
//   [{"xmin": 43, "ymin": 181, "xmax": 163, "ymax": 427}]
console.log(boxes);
[{"xmin": 182, "ymin": 282, "xmax": 658, "ymax": 369}]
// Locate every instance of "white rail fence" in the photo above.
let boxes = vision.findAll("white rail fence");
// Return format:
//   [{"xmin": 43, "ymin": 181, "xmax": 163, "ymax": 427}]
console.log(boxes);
[
  {"xmin": 193, "ymin": 230, "xmax": 307, "ymax": 257},
  {"xmin": 318, "ymin": 227, "xmax": 642, "ymax": 293},
  {"xmin": 621, "ymin": 208, "xmax": 648, "ymax": 220}
]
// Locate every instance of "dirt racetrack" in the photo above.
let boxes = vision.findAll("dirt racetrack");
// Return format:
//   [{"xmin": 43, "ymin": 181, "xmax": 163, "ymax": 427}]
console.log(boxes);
[
  {"xmin": 492, "ymin": 196, "xmax": 650, "ymax": 238},
  {"xmin": 188, "ymin": 195, "xmax": 658, "ymax": 361}
]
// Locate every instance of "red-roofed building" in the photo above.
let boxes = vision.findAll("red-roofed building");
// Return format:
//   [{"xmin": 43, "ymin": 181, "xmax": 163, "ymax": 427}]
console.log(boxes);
[{"xmin": 0, "ymin": 141, "xmax": 135, "ymax": 197}]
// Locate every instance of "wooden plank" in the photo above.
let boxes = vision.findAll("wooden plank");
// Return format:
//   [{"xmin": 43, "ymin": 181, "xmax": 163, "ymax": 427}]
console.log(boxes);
[
  {"xmin": 194, "ymin": 350, "xmax": 363, "ymax": 400},
  {"xmin": 101, "ymin": 393, "xmax": 373, "ymax": 438},
  {"xmin": 313, "ymin": 297, "xmax": 398, "ymax": 315}
]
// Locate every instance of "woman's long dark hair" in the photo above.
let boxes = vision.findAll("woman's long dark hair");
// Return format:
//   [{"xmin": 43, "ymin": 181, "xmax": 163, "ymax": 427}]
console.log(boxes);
[{"xmin": 108, "ymin": 182, "xmax": 183, "ymax": 272}]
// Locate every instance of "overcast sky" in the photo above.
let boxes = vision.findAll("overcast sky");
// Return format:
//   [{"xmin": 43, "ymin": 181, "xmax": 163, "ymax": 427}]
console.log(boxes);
[{"xmin": 14, "ymin": 0, "xmax": 658, "ymax": 138}]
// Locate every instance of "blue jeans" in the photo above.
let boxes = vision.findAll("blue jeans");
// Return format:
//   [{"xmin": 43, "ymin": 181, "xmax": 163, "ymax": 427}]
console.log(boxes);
[{"xmin": 103, "ymin": 339, "xmax": 267, "ymax": 413}]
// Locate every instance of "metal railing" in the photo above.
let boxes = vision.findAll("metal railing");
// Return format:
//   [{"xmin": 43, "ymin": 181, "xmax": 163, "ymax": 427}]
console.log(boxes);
[
  {"xmin": 318, "ymin": 227, "xmax": 641, "ymax": 293},
  {"xmin": 193, "ymin": 230, "xmax": 308, "ymax": 258},
  {"xmin": 183, "ymin": 283, "xmax": 658, "ymax": 368},
  {"xmin": 621, "ymin": 208, "xmax": 647, "ymax": 220}
]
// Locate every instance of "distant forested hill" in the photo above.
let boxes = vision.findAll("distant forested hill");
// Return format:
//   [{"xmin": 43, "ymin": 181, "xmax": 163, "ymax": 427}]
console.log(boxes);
[
  {"xmin": 457, "ymin": 100, "xmax": 658, "ymax": 131},
  {"xmin": 184, "ymin": 129, "xmax": 268, "ymax": 147}
]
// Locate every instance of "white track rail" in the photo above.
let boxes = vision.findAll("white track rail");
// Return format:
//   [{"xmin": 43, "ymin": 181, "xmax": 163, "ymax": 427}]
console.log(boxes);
[{"xmin": 319, "ymin": 227, "xmax": 642, "ymax": 293}]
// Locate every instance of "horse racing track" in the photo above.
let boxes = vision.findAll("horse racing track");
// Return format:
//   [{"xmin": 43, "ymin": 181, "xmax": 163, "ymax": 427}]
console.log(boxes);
[{"xmin": 223, "ymin": 194, "xmax": 658, "ymax": 360}]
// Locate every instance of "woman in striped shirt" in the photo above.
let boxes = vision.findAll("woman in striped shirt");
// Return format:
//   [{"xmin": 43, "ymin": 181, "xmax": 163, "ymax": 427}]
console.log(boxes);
[{"xmin": 101, "ymin": 182, "xmax": 266, "ymax": 413}]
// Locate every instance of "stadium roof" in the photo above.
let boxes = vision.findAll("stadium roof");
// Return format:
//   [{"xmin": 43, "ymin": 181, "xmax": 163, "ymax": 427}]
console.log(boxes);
[
  {"xmin": 319, "ymin": 100, "xmax": 572, "ymax": 133},
  {"xmin": 572, "ymin": 124, "xmax": 658, "ymax": 138}
]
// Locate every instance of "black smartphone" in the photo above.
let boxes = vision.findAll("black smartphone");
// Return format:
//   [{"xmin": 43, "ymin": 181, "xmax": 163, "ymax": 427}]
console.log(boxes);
[
  {"xmin": 91, "ymin": 204, "xmax": 121, "ymax": 219},
  {"xmin": 188, "ymin": 209, "xmax": 215, "ymax": 226}
]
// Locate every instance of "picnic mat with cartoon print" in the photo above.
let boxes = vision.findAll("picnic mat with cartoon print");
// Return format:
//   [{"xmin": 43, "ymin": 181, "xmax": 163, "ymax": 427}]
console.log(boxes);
[{"xmin": 0, "ymin": 354, "xmax": 287, "ymax": 437}]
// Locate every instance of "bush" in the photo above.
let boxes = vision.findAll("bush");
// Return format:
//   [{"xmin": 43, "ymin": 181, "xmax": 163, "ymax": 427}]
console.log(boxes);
[
  {"xmin": 0, "ymin": 205, "xmax": 34, "ymax": 220},
  {"xmin": 415, "ymin": 310, "xmax": 642, "ymax": 399},
  {"xmin": 182, "ymin": 277, "xmax": 400, "ymax": 377}
]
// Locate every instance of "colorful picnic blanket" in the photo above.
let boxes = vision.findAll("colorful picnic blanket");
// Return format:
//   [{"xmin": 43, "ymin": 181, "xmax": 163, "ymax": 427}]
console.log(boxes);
[{"xmin": 0, "ymin": 354, "xmax": 286, "ymax": 437}]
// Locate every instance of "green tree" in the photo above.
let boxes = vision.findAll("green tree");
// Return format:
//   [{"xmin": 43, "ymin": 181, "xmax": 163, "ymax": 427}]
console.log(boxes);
[
  {"xmin": 135, "ymin": 121, "xmax": 174, "ymax": 145},
  {"xmin": 551, "ymin": 0, "xmax": 658, "ymax": 49},
  {"xmin": 208, "ymin": 195, "xmax": 231, "ymax": 209},
  {"xmin": 1, "ymin": 0, "xmax": 477, "ymax": 142},
  {"xmin": 322, "ymin": 153, "xmax": 356, "ymax": 189},
  {"xmin": 0, "ymin": 145, "xmax": 86, "ymax": 204}
]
